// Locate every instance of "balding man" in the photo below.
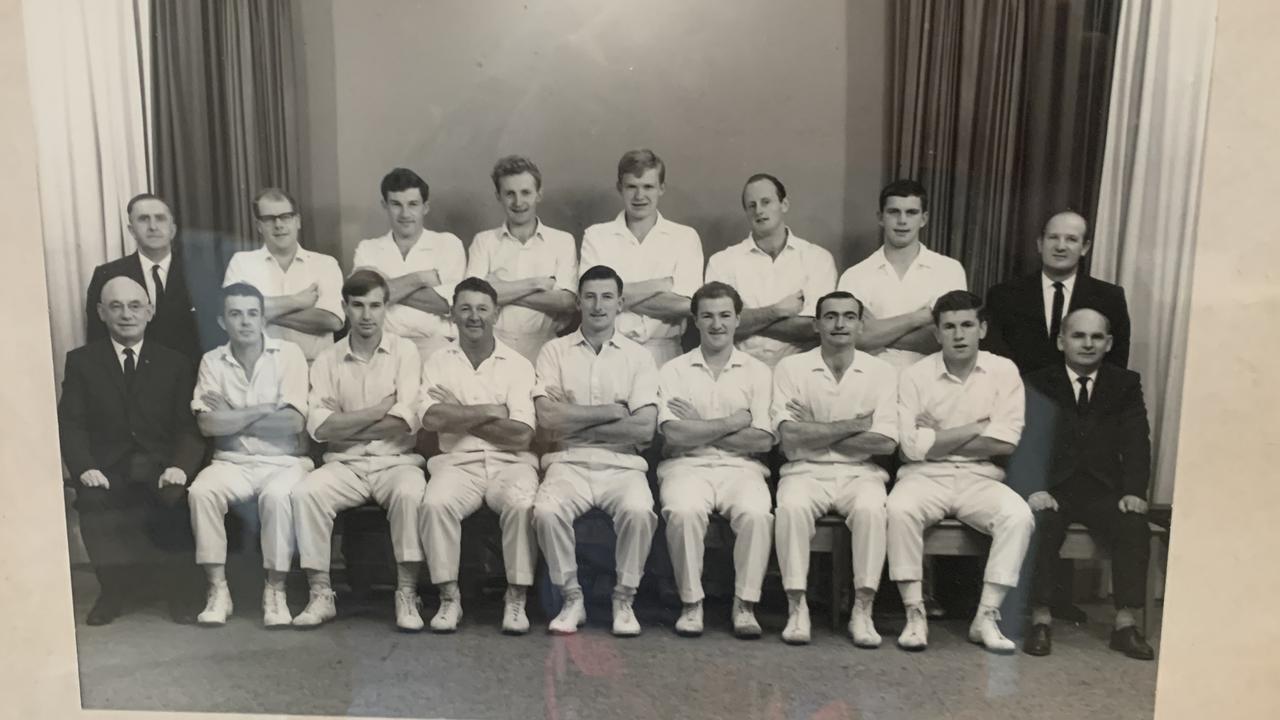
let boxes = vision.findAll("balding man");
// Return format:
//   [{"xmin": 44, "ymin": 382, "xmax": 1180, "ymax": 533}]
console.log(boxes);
[
  {"xmin": 1020, "ymin": 308, "xmax": 1155, "ymax": 660},
  {"xmin": 86, "ymin": 194, "xmax": 202, "ymax": 360},
  {"xmin": 59, "ymin": 277, "xmax": 205, "ymax": 625},
  {"xmin": 985, "ymin": 210, "xmax": 1131, "ymax": 375}
]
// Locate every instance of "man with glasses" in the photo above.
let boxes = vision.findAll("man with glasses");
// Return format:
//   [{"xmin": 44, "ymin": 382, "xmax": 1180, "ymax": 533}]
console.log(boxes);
[{"xmin": 222, "ymin": 188, "xmax": 344, "ymax": 364}]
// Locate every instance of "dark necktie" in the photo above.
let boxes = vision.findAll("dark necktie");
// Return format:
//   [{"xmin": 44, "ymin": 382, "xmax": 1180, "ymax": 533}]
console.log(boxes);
[
  {"xmin": 1048, "ymin": 281, "xmax": 1065, "ymax": 341},
  {"xmin": 123, "ymin": 347, "xmax": 136, "ymax": 385},
  {"xmin": 151, "ymin": 264, "xmax": 166, "ymax": 305},
  {"xmin": 1076, "ymin": 376, "xmax": 1090, "ymax": 413}
]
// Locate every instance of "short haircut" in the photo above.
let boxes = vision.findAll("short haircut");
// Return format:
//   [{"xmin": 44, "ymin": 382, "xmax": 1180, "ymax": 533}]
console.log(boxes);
[
  {"xmin": 616, "ymin": 148, "xmax": 665, "ymax": 185},
  {"xmin": 1062, "ymin": 305, "xmax": 1112, "ymax": 335},
  {"xmin": 126, "ymin": 193, "xmax": 170, "ymax": 219},
  {"xmin": 878, "ymin": 179, "xmax": 928, "ymax": 212},
  {"xmin": 1041, "ymin": 210, "xmax": 1090, "ymax": 238},
  {"xmin": 741, "ymin": 173, "xmax": 787, "ymax": 208},
  {"xmin": 491, "ymin": 155, "xmax": 543, "ymax": 192},
  {"xmin": 814, "ymin": 290, "xmax": 863, "ymax": 319},
  {"xmin": 342, "ymin": 269, "xmax": 389, "ymax": 302},
  {"xmin": 931, "ymin": 289, "xmax": 986, "ymax": 324},
  {"xmin": 221, "ymin": 282, "xmax": 265, "ymax": 311},
  {"xmin": 690, "ymin": 281, "xmax": 743, "ymax": 316},
  {"xmin": 252, "ymin": 187, "xmax": 299, "ymax": 216},
  {"xmin": 578, "ymin": 264, "xmax": 624, "ymax": 294},
  {"xmin": 380, "ymin": 167, "xmax": 430, "ymax": 202},
  {"xmin": 452, "ymin": 276, "xmax": 498, "ymax": 306}
]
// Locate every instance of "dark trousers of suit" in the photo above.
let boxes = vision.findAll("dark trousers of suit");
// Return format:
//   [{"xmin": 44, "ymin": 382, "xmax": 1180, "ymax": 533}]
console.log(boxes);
[
  {"xmin": 1029, "ymin": 484, "xmax": 1150, "ymax": 610},
  {"xmin": 75, "ymin": 451, "xmax": 199, "ymax": 601}
]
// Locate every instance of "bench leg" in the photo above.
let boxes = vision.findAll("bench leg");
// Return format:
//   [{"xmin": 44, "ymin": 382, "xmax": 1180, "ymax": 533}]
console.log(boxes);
[
  {"xmin": 831, "ymin": 525, "xmax": 851, "ymax": 632},
  {"xmin": 1144, "ymin": 534, "xmax": 1161, "ymax": 639}
]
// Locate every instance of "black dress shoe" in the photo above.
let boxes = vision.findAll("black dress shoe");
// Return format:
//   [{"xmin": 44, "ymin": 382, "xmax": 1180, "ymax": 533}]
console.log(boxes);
[
  {"xmin": 1023, "ymin": 623, "xmax": 1052, "ymax": 656},
  {"xmin": 1109, "ymin": 626, "xmax": 1155, "ymax": 660},
  {"xmin": 1052, "ymin": 603, "xmax": 1089, "ymax": 624},
  {"xmin": 86, "ymin": 594, "xmax": 123, "ymax": 626}
]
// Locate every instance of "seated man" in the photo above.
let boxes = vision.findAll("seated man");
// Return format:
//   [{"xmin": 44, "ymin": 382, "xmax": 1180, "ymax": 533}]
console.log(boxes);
[
  {"xmin": 188, "ymin": 283, "xmax": 313, "ymax": 628},
  {"xmin": 531, "ymin": 265, "xmax": 660, "ymax": 637},
  {"xmin": 887, "ymin": 290, "xmax": 1032, "ymax": 653},
  {"xmin": 58, "ymin": 277, "xmax": 205, "ymax": 625},
  {"xmin": 772, "ymin": 291, "xmax": 898, "ymax": 647},
  {"xmin": 419, "ymin": 278, "xmax": 540, "ymax": 635},
  {"xmin": 1021, "ymin": 308, "xmax": 1155, "ymax": 660},
  {"xmin": 657, "ymin": 282, "xmax": 776, "ymax": 639},
  {"xmin": 290, "ymin": 270, "xmax": 428, "ymax": 632}
]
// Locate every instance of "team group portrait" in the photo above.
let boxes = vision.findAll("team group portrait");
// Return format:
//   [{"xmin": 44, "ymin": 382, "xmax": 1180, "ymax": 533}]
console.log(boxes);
[{"xmin": 26, "ymin": 0, "xmax": 1214, "ymax": 718}]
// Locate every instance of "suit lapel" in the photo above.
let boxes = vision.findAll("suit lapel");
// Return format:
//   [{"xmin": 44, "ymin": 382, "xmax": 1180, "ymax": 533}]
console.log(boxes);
[
  {"xmin": 1019, "ymin": 274, "xmax": 1050, "ymax": 339},
  {"xmin": 95, "ymin": 340, "xmax": 127, "ymax": 399}
]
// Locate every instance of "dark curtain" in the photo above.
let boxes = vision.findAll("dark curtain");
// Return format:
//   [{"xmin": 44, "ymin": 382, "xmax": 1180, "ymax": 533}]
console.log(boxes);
[
  {"xmin": 888, "ymin": 0, "xmax": 1121, "ymax": 293},
  {"xmin": 151, "ymin": 0, "xmax": 301, "ymax": 269}
]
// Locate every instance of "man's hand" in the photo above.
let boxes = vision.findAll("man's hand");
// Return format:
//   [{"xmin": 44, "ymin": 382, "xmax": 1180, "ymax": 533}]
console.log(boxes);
[
  {"xmin": 1118, "ymin": 495, "xmax": 1149, "ymax": 514},
  {"xmin": 535, "ymin": 276, "xmax": 556, "ymax": 292},
  {"xmin": 727, "ymin": 409, "xmax": 753, "ymax": 430},
  {"xmin": 320, "ymin": 396, "xmax": 341, "ymax": 412},
  {"xmin": 1027, "ymin": 491, "xmax": 1059, "ymax": 512},
  {"xmin": 848, "ymin": 411, "xmax": 875, "ymax": 433},
  {"xmin": 79, "ymin": 469, "xmax": 110, "ymax": 489},
  {"xmin": 786, "ymin": 399, "xmax": 816, "ymax": 423},
  {"xmin": 374, "ymin": 393, "xmax": 397, "ymax": 416},
  {"xmin": 657, "ymin": 276, "xmax": 674, "ymax": 292},
  {"xmin": 667, "ymin": 397, "xmax": 702, "ymax": 421},
  {"xmin": 772, "ymin": 291, "xmax": 805, "ymax": 319},
  {"xmin": 546, "ymin": 387, "xmax": 577, "ymax": 404},
  {"xmin": 417, "ymin": 269, "xmax": 442, "ymax": 287},
  {"xmin": 295, "ymin": 283, "xmax": 320, "ymax": 308},
  {"xmin": 202, "ymin": 391, "xmax": 232, "ymax": 411},
  {"xmin": 483, "ymin": 404, "xmax": 510, "ymax": 421},
  {"xmin": 915, "ymin": 410, "xmax": 942, "ymax": 431},
  {"xmin": 428, "ymin": 386, "xmax": 463, "ymax": 405},
  {"xmin": 158, "ymin": 467, "xmax": 187, "ymax": 488}
]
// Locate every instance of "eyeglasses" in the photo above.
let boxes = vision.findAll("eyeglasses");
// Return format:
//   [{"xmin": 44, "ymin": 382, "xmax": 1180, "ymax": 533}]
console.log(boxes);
[{"xmin": 256, "ymin": 211, "xmax": 298, "ymax": 224}]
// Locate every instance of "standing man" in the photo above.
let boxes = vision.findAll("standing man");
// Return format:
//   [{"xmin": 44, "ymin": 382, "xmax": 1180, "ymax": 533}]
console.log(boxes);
[
  {"xmin": 837, "ymin": 179, "xmax": 967, "ymax": 371},
  {"xmin": 289, "ymin": 270, "xmax": 428, "ymax": 632},
  {"xmin": 705, "ymin": 173, "xmax": 836, "ymax": 368},
  {"xmin": 466, "ymin": 155, "xmax": 578, "ymax": 363},
  {"xmin": 886, "ymin": 290, "xmax": 1032, "ymax": 654},
  {"xmin": 771, "ymin": 291, "xmax": 899, "ymax": 647},
  {"xmin": 1021, "ymin": 308, "xmax": 1155, "ymax": 660},
  {"xmin": 580, "ymin": 149, "xmax": 704, "ymax": 367},
  {"xmin": 531, "ymin": 265, "xmax": 660, "ymax": 637},
  {"xmin": 59, "ymin": 277, "xmax": 205, "ymax": 625},
  {"xmin": 352, "ymin": 168, "xmax": 467, "ymax": 361},
  {"xmin": 222, "ymin": 188, "xmax": 344, "ymax": 364},
  {"xmin": 86, "ymin": 193, "xmax": 202, "ymax": 360},
  {"xmin": 985, "ymin": 210, "xmax": 1131, "ymax": 373},
  {"xmin": 657, "ymin": 282, "xmax": 775, "ymax": 639},
  {"xmin": 418, "ymin": 278, "xmax": 541, "ymax": 635},
  {"xmin": 187, "ymin": 283, "xmax": 313, "ymax": 628}
]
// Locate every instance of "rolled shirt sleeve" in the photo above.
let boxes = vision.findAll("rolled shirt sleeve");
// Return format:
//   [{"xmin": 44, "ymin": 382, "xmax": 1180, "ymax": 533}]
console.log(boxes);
[
  {"xmin": 433, "ymin": 233, "xmax": 467, "ymax": 303},
  {"xmin": 867, "ymin": 366, "xmax": 899, "ymax": 444},
  {"xmin": 981, "ymin": 360, "xmax": 1025, "ymax": 446},
  {"xmin": 627, "ymin": 354, "xmax": 661, "ymax": 411},
  {"xmin": 313, "ymin": 255, "xmax": 345, "ymax": 320},
  {"xmin": 190, "ymin": 355, "xmax": 219, "ymax": 414},
  {"xmin": 305, "ymin": 350, "xmax": 337, "ymax": 441},
  {"xmin": 769, "ymin": 359, "xmax": 801, "ymax": 435},
  {"xmin": 532, "ymin": 342, "xmax": 562, "ymax": 401},
  {"xmin": 800, "ymin": 246, "xmax": 837, "ymax": 317},
  {"xmin": 278, "ymin": 343, "xmax": 310, "ymax": 415},
  {"xmin": 671, "ymin": 229, "xmax": 704, "ymax": 299},
  {"xmin": 221, "ymin": 253, "xmax": 246, "ymax": 288},
  {"xmin": 748, "ymin": 360, "xmax": 776, "ymax": 439},
  {"xmin": 656, "ymin": 364, "xmax": 681, "ymax": 427},
  {"xmin": 389, "ymin": 340, "xmax": 423, "ymax": 433},
  {"xmin": 897, "ymin": 369, "xmax": 935, "ymax": 463},
  {"xmin": 553, "ymin": 233, "xmax": 579, "ymax": 294},
  {"xmin": 464, "ymin": 232, "xmax": 493, "ymax": 280},
  {"xmin": 505, "ymin": 359, "xmax": 538, "ymax": 431}
]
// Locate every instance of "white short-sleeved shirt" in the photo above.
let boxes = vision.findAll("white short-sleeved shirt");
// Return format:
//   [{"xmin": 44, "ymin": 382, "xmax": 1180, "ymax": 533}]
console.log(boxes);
[
  {"xmin": 352, "ymin": 230, "xmax": 467, "ymax": 352},
  {"xmin": 420, "ymin": 339, "xmax": 537, "ymax": 463},
  {"xmin": 466, "ymin": 221, "xmax": 578, "ymax": 362},
  {"xmin": 657, "ymin": 347, "xmax": 774, "ymax": 473},
  {"xmin": 306, "ymin": 332, "xmax": 422, "ymax": 466},
  {"xmin": 836, "ymin": 244, "xmax": 967, "ymax": 370},
  {"xmin": 534, "ymin": 329, "xmax": 659, "ymax": 466},
  {"xmin": 191, "ymin": 337, "xmax": 309, "ymax": 459},
  {"xmin": 770, "ymin": 348, "xmax": 899, "ymax": 478},
  {"xmin": 580, "ymin": 212, "xmax": 703, "ymax": 345},
  {"xmin": 897, "ymin": 351, "xmax": 1025, "ymax": 481},
  {"xmin": 705, "ymin": 231, "xmax": 836, "ymax": 367},
  {"xmin": 222, "ymin": 246, "xmax": 345, "ymax": 362}
]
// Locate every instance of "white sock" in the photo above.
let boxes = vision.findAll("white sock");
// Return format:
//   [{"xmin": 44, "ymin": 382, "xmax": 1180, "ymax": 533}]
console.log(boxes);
[
  {"xmin": 265, "ymin": 569, "xmax": 287, "ymax": 591},
  {"xmin": 898, "ymin": 580, "xmax": 923, "ymax": 607},
  {"xmin": 306, "ymin": 570, "xmax": 332, "ymax": 592},
  {"xmin": 979, "ymin": 581, "xmax": 1010, "ymax": 610},
  {"xmin": 437, "ymin": 580, "xmax": 460, "ymax": 600},
  {"xmin": 205, "ymin": 565, "xmax": 228, "ymax": 587},
  {"xmin": 396, "ymin": 562, "xmax": 420, "ymax": 593}
]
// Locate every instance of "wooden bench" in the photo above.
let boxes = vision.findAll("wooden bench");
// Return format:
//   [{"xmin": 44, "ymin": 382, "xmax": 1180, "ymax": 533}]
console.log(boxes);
[{"xmin": 825, "ymin": 517, "xmax": 1168, "ymax": 636}]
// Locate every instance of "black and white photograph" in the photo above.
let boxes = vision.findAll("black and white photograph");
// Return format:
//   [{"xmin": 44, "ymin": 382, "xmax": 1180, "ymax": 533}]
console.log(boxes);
[{"xmin": 6, "ymin": 0, "xmax": 1259, "ymax": 718}]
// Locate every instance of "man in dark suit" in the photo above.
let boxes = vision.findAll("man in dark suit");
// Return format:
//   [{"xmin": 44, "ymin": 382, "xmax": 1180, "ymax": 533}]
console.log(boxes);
[
  {"xmin": 985, "ymin": 210, "xmax": 1130, "ymax": 374},
  {"xmin": 986, "ymin": 209, "xmax": 1132, "ymax": 622},
  {"xmin": 59, "ymin": 276, "xmax": 206, "ymax": 625},
  {"xmin": 1020, "ymin": 308, "xmax": 1155, "ymax": 660},
  {"xmin": 85, "ymin": 193, "xmax": 204, "ymax": 360}
]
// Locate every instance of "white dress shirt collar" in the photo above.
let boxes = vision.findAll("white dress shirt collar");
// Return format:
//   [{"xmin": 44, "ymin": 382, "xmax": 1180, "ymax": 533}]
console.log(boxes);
[
  {"xmin": 1065, "ymin": 363, "xmax": 1099, "ymax": 401},
  {"xmin": 110, "ymin": 337, "xmax": 144, "ymax": 371}
]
